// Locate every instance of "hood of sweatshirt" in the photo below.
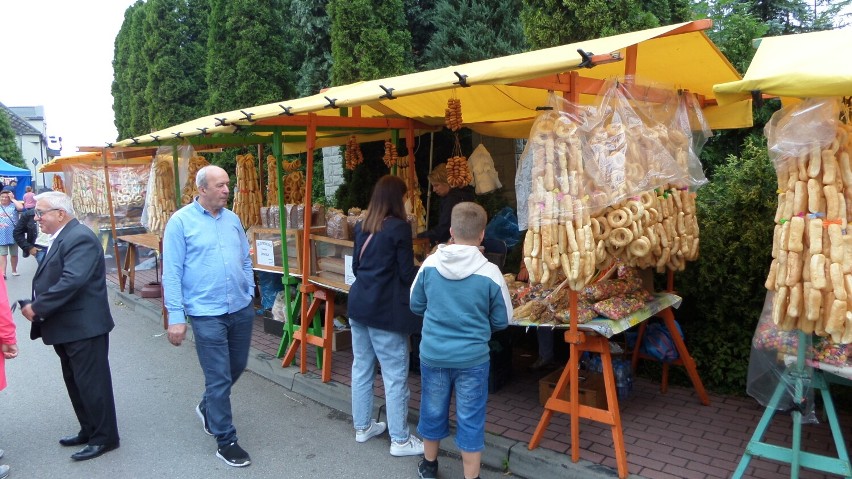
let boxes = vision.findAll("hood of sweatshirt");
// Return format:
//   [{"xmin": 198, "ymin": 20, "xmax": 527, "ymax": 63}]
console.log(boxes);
[{"xmin": 433, "ymin": 243, "xmax": 489, "ymax": 280}]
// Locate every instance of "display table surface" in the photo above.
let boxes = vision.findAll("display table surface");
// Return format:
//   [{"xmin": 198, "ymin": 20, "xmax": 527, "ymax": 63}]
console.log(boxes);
[
  {"xmin": 511, "ymin": 292, "xmax": 683, "ymax": 338},
  {"xmin": 117, "ymin": 233, "xmax": 166, "ymax": 328}
]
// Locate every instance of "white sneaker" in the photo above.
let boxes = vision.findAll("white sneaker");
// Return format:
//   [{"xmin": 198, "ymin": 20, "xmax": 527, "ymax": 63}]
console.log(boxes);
[
  {"xmin": 0, "ymin": 464, "xmax": 9, "ymax": 479},
  {"xmin": 390, "ymin": 435, "xmax": 424, "ymax": 457},
  {"xmin": 355, "ymin": 420, "xmax": 386, "ymax": 443},
  {"xmin": 0, "ymin": 449, "xmax": 3, "ymax": 459}
]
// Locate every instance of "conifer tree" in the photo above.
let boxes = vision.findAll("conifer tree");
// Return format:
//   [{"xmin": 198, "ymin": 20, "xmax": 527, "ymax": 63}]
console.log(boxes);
[{"xmin": 0, "ymin": 110, "xmax": 26, "ymax": 168}]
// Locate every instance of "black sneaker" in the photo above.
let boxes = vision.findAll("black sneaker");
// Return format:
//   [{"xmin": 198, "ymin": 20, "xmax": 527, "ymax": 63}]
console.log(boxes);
[
  {"xmin": 196, "ymin": 402, "xmax": 212, "ymax": 436},
  {"xmin": 418, "ymin": 458, "xmax": 438, "ymax": 479},
  {"xmin": 216, "ymin": 441, "xmax": 251, "ymax": 467}
]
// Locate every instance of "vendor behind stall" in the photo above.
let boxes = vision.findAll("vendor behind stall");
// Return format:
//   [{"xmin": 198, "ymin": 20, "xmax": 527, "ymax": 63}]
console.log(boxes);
[{"xmin": 418, "ymin": 163, "xmax": 474, "ymax": 245}]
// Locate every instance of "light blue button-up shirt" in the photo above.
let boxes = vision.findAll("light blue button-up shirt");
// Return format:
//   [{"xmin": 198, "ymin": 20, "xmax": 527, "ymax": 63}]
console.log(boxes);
[{"xmin": 162, "ymin": 199, "xmax": 254, "ymax": 325}]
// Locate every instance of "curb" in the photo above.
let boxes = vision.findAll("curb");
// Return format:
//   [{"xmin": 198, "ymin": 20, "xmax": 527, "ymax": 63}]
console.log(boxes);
[{"xmin": 112, "ymin": 287, "xmax": 636, "ymax": 479}]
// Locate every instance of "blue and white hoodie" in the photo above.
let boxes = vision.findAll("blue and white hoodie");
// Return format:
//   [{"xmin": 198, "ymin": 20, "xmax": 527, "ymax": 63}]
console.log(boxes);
[{"xmin": 410, "ymin": 243, "xmax": 512, "ymax": 369}]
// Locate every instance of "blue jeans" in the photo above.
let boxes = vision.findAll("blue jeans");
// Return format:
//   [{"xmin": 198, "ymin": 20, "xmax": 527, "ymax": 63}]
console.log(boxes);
[
  {"xmin": 35, "ymin": 248, "xmax": 45, "ymax": 264},
  {"xmin": 417, "ymin": 361, "xmax": 490, "ymax": 452},
  {"xmin": 189, "ymin": 302, "xmax": 254, "ymax": 447},
  {"xmin": 350, "ymin": 319, "xmax": 411, "ymax": 443}
]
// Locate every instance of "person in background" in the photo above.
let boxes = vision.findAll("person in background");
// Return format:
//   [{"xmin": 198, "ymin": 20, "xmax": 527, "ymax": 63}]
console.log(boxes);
[
  {"xmin": 20, "ymin": 192, "xmax": 120, "ymax": 461},
  {"xmin": 417, "ymin": 163, "xmax": 475, "ymax": 246},
  {"xmin": 410, "ymin": 202, "xmax": 512, "ymax": 479},
  {"xmin": 0, "ymin": 191, "xmax": 23, "ymax": 278},
  {"xmin": 22, "ymin": 186, "xmax": 36, "ymax": 211},
  {"xmin": 347, "ymin": 175, "xmax": 424, "ymax": 457},
  {"xmin": 162, "ymin": 165, "xmax": 255, "ymax": 468},
  {"xmin": 0, "ymin": 273, "xmax": 18, "ymax": 479},
  {"xmin": 14, "ymin": 206, "xmax": 50, "ymax": 264}
]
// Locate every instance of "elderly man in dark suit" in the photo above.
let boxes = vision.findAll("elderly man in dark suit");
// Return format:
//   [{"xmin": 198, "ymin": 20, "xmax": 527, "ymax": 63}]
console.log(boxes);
[{"xmin": 20, "ymin": 192, "xmax": 120, "ymax": 461}]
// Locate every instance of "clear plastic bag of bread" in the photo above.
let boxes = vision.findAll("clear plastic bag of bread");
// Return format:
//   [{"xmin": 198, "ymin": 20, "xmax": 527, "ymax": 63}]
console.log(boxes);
[
  {"xmin": 107, "ymin": 163, "xmax": 151, "ymax": 227},
  {"xmin": 325, "ymin": 208, "xmax": 350, "ymax": 240},
  {"xmin": 765, "ymin": 98, "xmax": 840, "ymax": 173},
  {"xmin": 582, "ymin": 79, "xmax": 682, "ymax": 211},
  {"xmin": 666, "ymin": 91, "xmax": 711, "ymax": 188},
  {"xmin": 747, "ymin": 291, "xmax": 818, "ymax": 423}
]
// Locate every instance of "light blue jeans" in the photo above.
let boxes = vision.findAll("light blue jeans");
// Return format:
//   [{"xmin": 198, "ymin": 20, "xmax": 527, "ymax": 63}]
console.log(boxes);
[
  {"xmin": 189, "ymin": 302, "xmax": 254, "ymax": 447},
  {"xmin": 350, "ymin": 319, "xmax": 411, "ymax": 443}
]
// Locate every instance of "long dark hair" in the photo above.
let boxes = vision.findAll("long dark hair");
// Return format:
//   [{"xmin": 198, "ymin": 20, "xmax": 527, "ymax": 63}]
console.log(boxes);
[{"xmin": 362, "ymin": 175, "xmax": 407, "ymax": 234}]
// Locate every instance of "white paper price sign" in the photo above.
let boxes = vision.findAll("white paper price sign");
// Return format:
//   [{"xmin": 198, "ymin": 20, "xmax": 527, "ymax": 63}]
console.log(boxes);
[
  {"xmin": 256, "ymin": 240, "xmax": 275, "ymax": 266},
  {"xmin": 344, "ymin": 255, "xmax": 355, "ymax": 285}
]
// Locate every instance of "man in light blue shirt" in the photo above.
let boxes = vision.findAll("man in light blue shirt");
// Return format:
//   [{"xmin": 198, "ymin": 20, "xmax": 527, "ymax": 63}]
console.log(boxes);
[{"xmin": 162, "ymin": 165, "xmax": 255, "ymax": 468}]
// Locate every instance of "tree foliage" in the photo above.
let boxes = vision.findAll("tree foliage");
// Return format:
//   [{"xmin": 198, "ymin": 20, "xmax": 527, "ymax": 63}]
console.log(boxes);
[
  {"xmin": 328, "ymin": 0, "xmax": 414, "ymax": 85},
  {"xmin": 421, "ymin": 0, "xmax": 527, "ymax": 69},
  {"xmin": 519, "ymin": 0, "xmax": 691, "ymax": 48},
  {"xmin": 143, "ymin": 0, "xmax": 209, "ymax": 131},
  {"xmin": 0, "ymin": 110, "xmax": 26, "ymax": 168},
  {"xmin": 112, "ymin": 1, "xmax": 144, "ymax": 140},
  {"xmin": 677, "ymin": 136, "xmax": 778, "ymax": 393},
  {"xmin": 290, "ymin": 0, "xmax": 333, "ymax": 97},
  {"xmin": 403, "ymin": 0, "xmax": 439, "ymax": 71}
]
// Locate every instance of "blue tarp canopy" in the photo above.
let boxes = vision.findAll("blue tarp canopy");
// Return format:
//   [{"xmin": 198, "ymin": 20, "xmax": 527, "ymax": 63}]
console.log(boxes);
[{"xmin": 0, "ymin": 157, "xmax": 33, "ymax": 199}]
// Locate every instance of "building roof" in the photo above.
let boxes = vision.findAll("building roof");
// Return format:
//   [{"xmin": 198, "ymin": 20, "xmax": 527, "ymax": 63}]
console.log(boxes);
[{"xmin": 0, "ymin": 102, "xmax": 42, "ymax": 137}]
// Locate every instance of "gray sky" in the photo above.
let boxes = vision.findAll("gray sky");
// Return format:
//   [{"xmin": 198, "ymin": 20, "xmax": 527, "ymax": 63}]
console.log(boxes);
[{"xmin": 0, "ymin": 1, "xmax": 135, "ymax": 156}]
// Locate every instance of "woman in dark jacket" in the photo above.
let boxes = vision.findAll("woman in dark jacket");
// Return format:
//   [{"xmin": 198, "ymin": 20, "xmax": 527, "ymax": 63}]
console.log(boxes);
[
  {"xmin": 418, "ymin": 163, "xmax": 475, "ymax": 245},
  {"xmin": 347, "ymin": 175, "xmax": 424, "ymax": 457}
]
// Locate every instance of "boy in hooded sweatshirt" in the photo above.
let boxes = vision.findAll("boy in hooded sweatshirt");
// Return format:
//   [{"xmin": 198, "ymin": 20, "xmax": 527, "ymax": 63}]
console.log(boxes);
[{"xmin": 410, "ymin": 202, "xmax": 512, "ymax": 479}]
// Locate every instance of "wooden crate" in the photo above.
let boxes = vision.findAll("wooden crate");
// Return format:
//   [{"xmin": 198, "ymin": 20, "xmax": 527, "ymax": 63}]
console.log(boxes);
[{"xmin": 538, "ymin": 369, "xmax": 607, "ymax": 409}]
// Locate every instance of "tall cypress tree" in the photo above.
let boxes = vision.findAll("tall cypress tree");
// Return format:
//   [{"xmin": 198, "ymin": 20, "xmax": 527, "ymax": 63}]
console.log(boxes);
[
  {"xmin": 422, "ymin": 0, "xmax": 527, "ymax": 69},
  {"xmin": 205, "ymin": 0, "xmax": 295, "ymax": 114},
  {"xmin": 127, "ymin": 2, "xmax": 152, "ymax": 137},
  {"xmin": 0, "ymin": 110, "xmax": 25, "ymax": 168},
  {"xmin": 328, "ymin": 0, "xmax": 414, "ymax": 211},
  {"xmin": 404, "ymin": 0, "xmax": 438, "ymax": 71},
  {"xmin": 112, "ymin": 1, "xmax": 144, "ymax": 140},
  {"xmin": 290, "ymin": 0, "xmax": 332, "ymax": 97},
  {"xmin": 143, "ymin": 0, "xmax": 209, "ymax": 131}
]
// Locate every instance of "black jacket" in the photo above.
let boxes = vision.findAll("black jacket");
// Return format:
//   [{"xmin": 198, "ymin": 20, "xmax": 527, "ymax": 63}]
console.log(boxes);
[
  {"xmin": 13, "ymin": 209, "xmax": 43, "ymax": 256},
  {"xmin": 419, "ymin": 185, "xmax": 475, "ymax": 245},
  {"xmin": 347, "ymin": 217, "xmax": 421, "ymax": 334},
  {"xmin": 30, "ymin": 219, "xmax": 114, "ymax": 344}
]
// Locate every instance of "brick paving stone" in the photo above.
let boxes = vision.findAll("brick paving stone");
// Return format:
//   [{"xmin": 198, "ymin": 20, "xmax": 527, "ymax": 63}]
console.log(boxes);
[
  {"xmin": 662, "ymin": 463, "xmax": 706, "ymax": 479},
  {"xmin": 640, "ymin": 468, "xmax": 687, "ymax": 479},
  {"xmin": 627, "ymin": 453, "xmax": 666, "ymax": 471},
  {"xmin": 671, "ymin": 448, "xmax": 714, "ymax": 465}
]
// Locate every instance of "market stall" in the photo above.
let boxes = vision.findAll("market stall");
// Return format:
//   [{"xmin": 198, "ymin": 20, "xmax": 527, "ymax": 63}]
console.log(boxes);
[
  {"xmin": 0, "ymin": 158, "xmax": 32, "ymax": 199},
  {"xmin": 109, "ymin": 19, "xmax": 751, "ymax": 477},
  {"xmin": 714, "ymin": 28, "xmax": 852, "ymax": 479}
]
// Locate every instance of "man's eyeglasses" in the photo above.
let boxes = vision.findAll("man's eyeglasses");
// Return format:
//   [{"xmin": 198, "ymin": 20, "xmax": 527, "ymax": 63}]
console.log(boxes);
[{"xmin": 34, "ymin": 208, "xmax": 61, "ymax": 217}]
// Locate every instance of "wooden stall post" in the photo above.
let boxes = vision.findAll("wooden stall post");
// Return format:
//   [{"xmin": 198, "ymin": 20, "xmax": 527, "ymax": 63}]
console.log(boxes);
[{"xmin": 281, "ymin": 115, "xmax": 335, "ymax": 382}]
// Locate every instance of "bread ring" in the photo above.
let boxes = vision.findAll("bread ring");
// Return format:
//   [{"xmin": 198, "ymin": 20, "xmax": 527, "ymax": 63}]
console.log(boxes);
[
  {"xmin": 590, "ymin": 217, "xmax": 603, "ymax": 240},
  {"xmin": 640, "ymin": 191, "xmax": 655, "ymax": 209},
  {"xmin": 598, "ymin": 215, "xmax": 611, "ymax": 240},
  {"xmin": 606, "ymin": 209, "xmax": 629, "ymax": 229},
  {"xmin": 610, "ymin": 227, "xmax": 633, "ymax": 248},
  {"xmin": 554, "ymin": 117, "xmax": 576, "ymax": 138},
  {"xmin": 628, "ymin": 237, "xmax": 651, "ymax": 257},
  {"xmin": 626, "ymin": 199, "xmax": 644, "ymax": 219}
]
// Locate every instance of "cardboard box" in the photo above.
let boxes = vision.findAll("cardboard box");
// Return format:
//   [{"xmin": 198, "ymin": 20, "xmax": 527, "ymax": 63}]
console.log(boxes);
[
  {"xmin": 538, "ymin": 369, "xmax": 607, "ymax": 409},
  {"xmin": 332, "ymin": 329, "xmax": 351, "ymax": 351}
]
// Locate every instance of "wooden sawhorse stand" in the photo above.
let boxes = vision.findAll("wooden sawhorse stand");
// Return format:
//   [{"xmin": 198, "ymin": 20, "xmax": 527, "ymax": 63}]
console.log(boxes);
[
  {"xmin": 732, "ymin": 331, "xmax": 851, "ymax": 479},
  {"xmin": 630, "ymin": 305, "xmax": 710, "ymax": 405},
  {"xmin": 632, "ymin": 271, "xmax": 710, "ymax": 405},
  {"xmin": 529, "ymin": 290, "xmax": 629, "ymax": 478},
  {"xmin": 281, "ymin": 283, "xmax": 335, "ymax": 383}
]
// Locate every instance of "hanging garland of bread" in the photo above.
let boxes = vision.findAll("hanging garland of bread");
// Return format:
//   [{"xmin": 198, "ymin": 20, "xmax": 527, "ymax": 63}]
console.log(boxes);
[
  {"xmin": 765, "ymin": 120, "xmax": 852, "ymax": 344},
  {"xmin": 445, "ymin": 98, "xmax": 462, "ymax": 132},
  {"xmin": 233, "ymin": 153, "xmax": 262, "ymax": 229},
  {"xmin": 266, "ymin": 155, "xmax": 279, "ymax": 206},
  {"xmin": 146, "ymin": 156, "xmax": 177, "ymax": 236},
  {"xmin": 180, "ymin": 154, "xmax": 209, "ymax": 205},
  {"xmin": 281, "ymin": 158, "xmax": 305, "ymax": 204},
  {"xmin": 383, "ymin": 139, "xmax": 399, "ymax": 169},
  {"xmin": 345, "ymin": 136, "xmax": 364, "ymax": 170},
  {"xmin": 52, "ymin": 175, "xmax": 65, "ymax": 193}
]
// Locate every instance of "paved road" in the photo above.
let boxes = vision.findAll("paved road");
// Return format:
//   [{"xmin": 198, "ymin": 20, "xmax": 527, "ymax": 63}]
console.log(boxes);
[{"xmin": 0, "ymin": 255, "xmax": 507, "ymax": 479}]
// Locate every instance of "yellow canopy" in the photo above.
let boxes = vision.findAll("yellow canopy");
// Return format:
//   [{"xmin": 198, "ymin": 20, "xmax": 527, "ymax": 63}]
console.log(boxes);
[
  {"xmin": 115, "ymin": 20, "xmax": 751, "ymax": 151},
  {"xmin": 714, "ymin": 28, "xmax": 852, "ymax": 105},
  {"xmin": 39, "ymin": 149, "xmax": 158, "ymax": 172}
]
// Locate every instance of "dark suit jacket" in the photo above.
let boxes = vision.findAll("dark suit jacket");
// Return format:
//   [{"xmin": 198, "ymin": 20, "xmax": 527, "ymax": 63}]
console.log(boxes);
[
  {"xmin": 347, "ymin": 217, "xmax": 421, "ymax": 335},
  {"xmin": 13, "ymin": 209, "xmax": 41, "ymax": 256},
  {"xmin": 30, "ymin": 218, "xmax": 114, "ymax": 345},
  {"xmin": 418, "ymin": 185, "xmax": 475, "ymax": 245}
]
